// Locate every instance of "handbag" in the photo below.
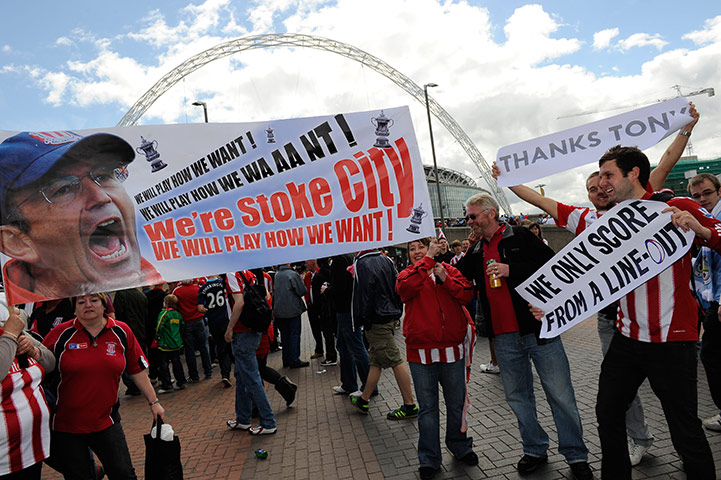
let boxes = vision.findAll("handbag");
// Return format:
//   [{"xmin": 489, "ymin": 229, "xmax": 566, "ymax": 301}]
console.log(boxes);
[{"xmin": 144, "ymin": 416, "xmax": 184, "ymax": 480}]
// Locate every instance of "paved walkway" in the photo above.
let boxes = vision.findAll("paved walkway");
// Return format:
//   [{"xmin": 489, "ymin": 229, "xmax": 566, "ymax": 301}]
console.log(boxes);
[{"xmin": 47, "ymin": 314, "xmax": 720, "ymax": 479}]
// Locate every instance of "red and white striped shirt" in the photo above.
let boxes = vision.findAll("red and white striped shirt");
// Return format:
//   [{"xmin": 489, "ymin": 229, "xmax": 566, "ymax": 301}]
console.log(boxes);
[
  {"xmin": 556, "ymin": 202, "xmax": 604, "ymax": 236},
  {"xmin": 614, "ymin": 195, "xmax": 721, "ymax": 342},
  {"xmin": 0, "ymin": 356, "xmax": 51, "ymax": 474},
  {"xmin": 411, "ymin": 341, "xmax": 466, "ymax": 365},
  {"xmin": 450, "ymin": 252, "xmax": 465, "ymax": 266}
]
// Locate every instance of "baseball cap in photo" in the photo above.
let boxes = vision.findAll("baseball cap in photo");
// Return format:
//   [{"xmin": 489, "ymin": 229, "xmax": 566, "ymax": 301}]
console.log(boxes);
[{"xmin": 0, "ymin": 131, "xmax": 135, "ymax": 207}]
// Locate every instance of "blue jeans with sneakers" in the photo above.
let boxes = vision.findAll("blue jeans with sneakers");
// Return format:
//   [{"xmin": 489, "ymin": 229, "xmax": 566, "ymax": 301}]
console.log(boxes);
[
  {"xmin": 231, "ymin": 331, "xmax": 276, "ymax": 429},
  {"xmin": 494, "ymin": 332, "xmax": 588, "ymax": 464},
  {"xmin": 409, "ymin": 359, "xmax": 473, "ymax": 469}
]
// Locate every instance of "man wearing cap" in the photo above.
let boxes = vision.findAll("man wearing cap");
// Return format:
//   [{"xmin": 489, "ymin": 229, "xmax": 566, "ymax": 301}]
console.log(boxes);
[{"xmin": 0, "ymin": 131, "xmax": 163, "ymax": 304}]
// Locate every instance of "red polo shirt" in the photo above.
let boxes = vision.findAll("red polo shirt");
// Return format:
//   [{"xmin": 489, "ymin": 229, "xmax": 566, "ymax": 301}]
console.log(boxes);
[
  {"xmin": 172, "ymin": 283, "xmax": 204, "ymax": 323},
  {"xmin": 42, "ymin": 316, "xmax": 147, "ymax": 434},
  {"xmin": 482, "ymin": 224, "xmax": 520, "ymax": 335}
]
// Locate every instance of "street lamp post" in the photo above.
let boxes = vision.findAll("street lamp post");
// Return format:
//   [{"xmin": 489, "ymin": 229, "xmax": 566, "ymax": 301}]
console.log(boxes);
[
  {"xmin": 192, "ymin": 101, "xmax": 208, "ymax": 123},
  {"xmin": 424, "ymin": 83, "xmax": 445, "ymax": 232}
]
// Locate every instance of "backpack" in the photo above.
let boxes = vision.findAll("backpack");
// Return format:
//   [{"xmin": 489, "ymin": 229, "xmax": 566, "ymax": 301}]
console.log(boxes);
[{"xmin": 238, "ymin": 271, "xmax": 273, "ymax": 332}]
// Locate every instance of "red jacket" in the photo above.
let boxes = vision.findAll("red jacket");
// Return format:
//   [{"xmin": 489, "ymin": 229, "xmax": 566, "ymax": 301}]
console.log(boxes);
[{"xmin": 396, "ymin": 256, "xmax": 474, "ymax": 363}]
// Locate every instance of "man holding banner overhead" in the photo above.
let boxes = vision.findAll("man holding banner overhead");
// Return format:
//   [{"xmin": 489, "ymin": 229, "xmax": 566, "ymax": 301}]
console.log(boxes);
[
  {"xmin": 456, "ymin": 193, "xmax": 593, "ymax": 480},
  {"xmin": 491, "ymin": 103, "xmax": 699, "ymax": 467},
  {"xmin": 593, "ymin": 146, "xmax": 718, "ymax": 479}
]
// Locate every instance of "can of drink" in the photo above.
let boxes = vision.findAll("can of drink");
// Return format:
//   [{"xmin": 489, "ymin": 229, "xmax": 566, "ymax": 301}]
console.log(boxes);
[
  {"xmin": 255, "ymin": 449, "xmax": 268, "ymax": 460},
  {"xmin": 486, "ymin": 259, "xmax": 502, "ymax": 289}
]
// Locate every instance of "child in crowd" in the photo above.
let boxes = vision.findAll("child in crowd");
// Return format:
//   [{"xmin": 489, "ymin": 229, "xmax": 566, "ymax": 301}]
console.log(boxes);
[{"xmin": 155, "ymin": 294, "xmax": 187, "ymax": 393}]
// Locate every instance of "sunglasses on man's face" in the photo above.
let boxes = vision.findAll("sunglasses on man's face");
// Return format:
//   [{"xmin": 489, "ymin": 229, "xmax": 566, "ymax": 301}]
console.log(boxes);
[{"xmin": 465, "ymin": 209, "xmax": 491, "ymax": 222}]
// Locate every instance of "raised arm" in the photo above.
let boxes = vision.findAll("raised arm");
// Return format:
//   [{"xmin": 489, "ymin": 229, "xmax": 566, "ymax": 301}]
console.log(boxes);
[
  {"xmin": 649, "ymin": 102, "xmax": 699, "ymax": 190},
  {"xmin": 492, "ymin": 163, "xmax": 559, "ymax": 220}
]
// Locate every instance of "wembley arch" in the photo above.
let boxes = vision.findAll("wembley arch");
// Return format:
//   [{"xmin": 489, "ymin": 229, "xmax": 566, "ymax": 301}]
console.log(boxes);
[{"xmin": 118, "ymin": 33, "xmax": 512, "ymax": 214}]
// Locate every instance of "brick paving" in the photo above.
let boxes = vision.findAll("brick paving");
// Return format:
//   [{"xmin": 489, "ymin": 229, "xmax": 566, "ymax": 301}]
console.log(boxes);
[{"xmin": 45, "ymin": 314, "xmax": 720, "ymax": 479}]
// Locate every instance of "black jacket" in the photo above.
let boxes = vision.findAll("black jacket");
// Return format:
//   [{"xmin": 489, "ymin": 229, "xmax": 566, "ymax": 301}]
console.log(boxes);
[
  {"xmin": 330, "ymin": 254, "xmax": 355, "ymax": 314},
  {"xmin": 352, "ymin": 251, "xmax": 403, "ymax": 329},
  {"xmin": 456, "ymin": 224, "xmax": 555, "ymax": 341}
]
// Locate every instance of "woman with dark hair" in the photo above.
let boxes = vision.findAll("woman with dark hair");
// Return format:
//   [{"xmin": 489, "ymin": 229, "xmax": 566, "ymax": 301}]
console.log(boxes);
[
  {"xmin": 527, "ymin": 222, "xmax": 548, "ymax": 246},
  {"xmin": 396, "ymin": 238, "xmax": 478, "ymax": 479},
  {"xmin": 43, "ymin": 293, "xmax": 164, "ymax": 479}
]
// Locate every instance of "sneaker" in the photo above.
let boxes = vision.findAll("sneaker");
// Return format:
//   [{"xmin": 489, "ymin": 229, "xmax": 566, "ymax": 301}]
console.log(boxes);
[
  {"xmin": 517, "ymin": 453, "xmax": 547, "ymax": 474},
  {"xmin": 310, "ymin": 352, "xmax": 323, "ymax": 359},
  {"xmin": 320, "ymin": 359, "xmax": 337, "ymax": 367},
  {"xmin": 349, "ymin": 390, "xmax": 363, "ymax": 398},
  {"xmin": 351, "ymin": 395, "xmax": 369, "ymax": 414},
  {"xmin": 628, "ymin": 438, "xmax": 650, "ymax": 466},
  {"xmin": 419, "ymin": 466, "xmax": 440, "ymax": 479},
  {"xmin": 157, "ymin": 387, "xmax": 173, "ymax": 394},
  {"xmin": 249, "ymin": 425, "xmax": 277, "ymax": 435},
  {"xmin": 703, "ymin": 413, "xmax": 721, "ymax": 431},
  {"xmin": 387, "ymin": 404, "xmax": 418, "ymax": 420},
  {"xmin": 222, "ymin": 377, "xmax": 232, "ymax": 388},
  {"xmin": 226, "ymin": 419, "xmax": 251, "ymax": 430},
  {"xmin": 480, "ymin": 363, "xmax": 500, "ymax": 374},
  {"xmin": 332, "ymin": 385, "xmax": 349, "ymax": 395},
  {"xmin": 569, "ymin": 461, "xmax": 593, "ymax": 480},
  {"xmin": 174, "ymin": 383, "xmax": 187, "ymax": 390},
  {"xmin": 289, "ymin": 361, "xmax": 310, "ymax": 368}
]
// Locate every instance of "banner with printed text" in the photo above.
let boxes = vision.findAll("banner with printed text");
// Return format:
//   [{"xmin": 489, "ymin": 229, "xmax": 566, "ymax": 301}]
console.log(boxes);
[
  {"xmin": 516, "ymin": 200, "xmax": 694, "ymax": 338},
  {"xmin": 496, "ymin": 97, "xmax": 693, "ymax": 187},
  {"xmin": 0, "ymin": 107, "xmax": 434, "ymax": 305}
]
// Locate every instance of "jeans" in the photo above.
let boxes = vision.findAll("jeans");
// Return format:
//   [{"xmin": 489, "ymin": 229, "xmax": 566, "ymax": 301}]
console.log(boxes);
[
  {"xmin": 494, "ymin": 332, "xmax": 588, "ymax": 463},
  {"xmin": 51, "ymin": 423, "xmax": 136, "ymax": 479},
  {"xmin": 208, "ymin": 319, "xmax": 233, "ymax": 380},
  {"xmin": 183, "ymin": 320, "xmax": 212, "ymax": 380},
  {"xmin": 597, "ymin": 311, "xmax": 654, "ymax": 446},
  {"xmin": 597, "ymin": 333, "xmax": 715, "ymax": 480},
  {"xmin": 701, "ymin": 304, "xmax": 721, "ymax": 412},
  {"xmin": 158, "ymin": 349, "xmax": 186, "ymax": 389},
  {"xmin": 231, "ymin": 332, "xmax": 276, "ymax": 429},
  {"xmin": 336, "ymin": 312, "xmax": 371, "ymax": 392},
  {"xmin": 275, "ymin": 315, "xmax": 301, "ymax": 366},
  {"xmin": 409, "ymin": 359, "xmax": 473, "ymax": 468}
]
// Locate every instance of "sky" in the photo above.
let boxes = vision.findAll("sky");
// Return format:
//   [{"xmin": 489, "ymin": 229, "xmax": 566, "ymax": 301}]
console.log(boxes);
[{"xmin": 1, "ymin": 0, "xmax": 720, "ymax": 214}]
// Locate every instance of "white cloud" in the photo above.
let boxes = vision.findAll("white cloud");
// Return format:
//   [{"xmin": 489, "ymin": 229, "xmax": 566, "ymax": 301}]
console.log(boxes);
[
  {"xmin": 683, "ymin": 15, "xmax": 721, "ymax": 45},
  {"xmin": 617, "ymin": 33, "xmax": 668, "ymax": 51},
  {"xmin": 10, "ymin": 1, "xmax": 721, "ymax": 214},
  {"xmin": 55, "ymin": 37, "xmax": 73, "ymax": 47},
  {"xmin": 592, "ymin": 28, "xmax": 619, "ymax": 50}
]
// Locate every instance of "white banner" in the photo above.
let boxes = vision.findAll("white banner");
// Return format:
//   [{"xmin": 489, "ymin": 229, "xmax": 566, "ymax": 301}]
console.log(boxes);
[
  {"xmin": 516, "ymin": 200, "xmax": 694, "ymax": 338},
  {"xmin": 0, "ymin": 106, "xmax": 433, "ymax": 304},
  {"xmin": 496, "ymin": 97, "xmax": 693, "ymax": 186}
]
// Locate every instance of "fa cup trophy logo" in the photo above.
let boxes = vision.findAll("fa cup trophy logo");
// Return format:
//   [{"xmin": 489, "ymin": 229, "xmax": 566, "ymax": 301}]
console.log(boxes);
[
  {"xmin": 371, "ymin": 111, "xmax": 394, "ymax": 149},
  {"xmin": 136, "ymin": 136, "xmax": 167, "ymax": 172}
]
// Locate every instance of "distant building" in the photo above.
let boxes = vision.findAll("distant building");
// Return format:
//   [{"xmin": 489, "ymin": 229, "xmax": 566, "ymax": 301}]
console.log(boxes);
[
  {"xmin": 651, "ymin": 155, "xmax": 721, "ymax": 195},
  {"xmin": 423, "ymin": 165, "xmax": 490, "ymax": 219}
]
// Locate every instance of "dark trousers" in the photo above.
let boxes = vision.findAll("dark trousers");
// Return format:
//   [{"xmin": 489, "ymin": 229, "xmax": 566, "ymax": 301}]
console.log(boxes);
[
  {"xmin": 701, "ymin": 306, "xmax": 721, "ymax": 411},
  {"xmin": 158, "ymin": 349, "xmax": 187, "ymax": 389},
  {"xmin": 51, "ymin": 423, "xmax": 136, "ymax": 480},
  {"xmin": 209, "ymin": 320, "xmax": 233, "ymax": 380},
  {"xmin": 0, "ymin": 462, "xmax": 42, "ymax": 480},
  {"xmin": 596, "ymin": 333, "xmax": 715, "ymax": 480},
  {"xmin": 307, "ymin": 306, "xmax": 324, "ymax": 355},
  {"xmin": 257, "ymin": 356, "xmax": 282, "ymax": 385},
  {"xmin": 321, "ymin": 313, "xmax": 337, "ymax": 362}
]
